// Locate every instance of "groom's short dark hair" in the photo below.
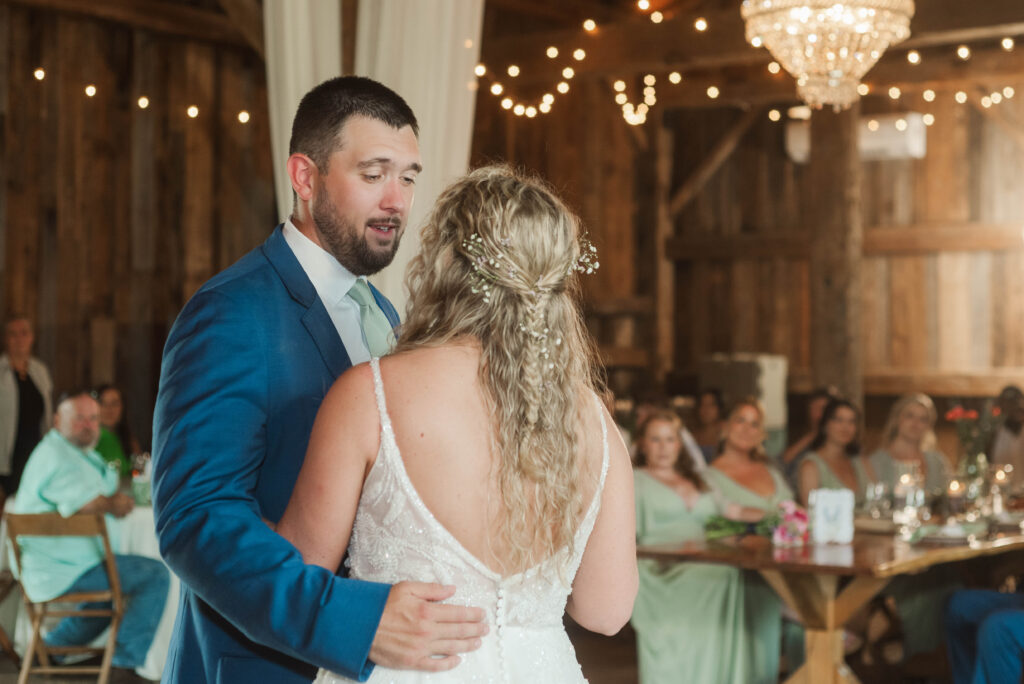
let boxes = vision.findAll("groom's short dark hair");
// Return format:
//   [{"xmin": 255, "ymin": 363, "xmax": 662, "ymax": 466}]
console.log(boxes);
[{"xmin": 289, "ymin": 76, "xmax": 419, "ymax": 174}]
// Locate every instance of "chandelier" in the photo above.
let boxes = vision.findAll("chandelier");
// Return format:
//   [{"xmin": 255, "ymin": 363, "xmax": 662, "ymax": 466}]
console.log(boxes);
[{"xmin": 741, "ymin": 0, "xmax": 915, "ymax": 109}]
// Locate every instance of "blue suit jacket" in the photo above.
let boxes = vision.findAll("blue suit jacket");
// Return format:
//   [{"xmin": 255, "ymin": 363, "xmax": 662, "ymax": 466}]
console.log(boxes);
[{"xmin": 152, "ymin": 226, "xmax": 399, "ymax": 683}]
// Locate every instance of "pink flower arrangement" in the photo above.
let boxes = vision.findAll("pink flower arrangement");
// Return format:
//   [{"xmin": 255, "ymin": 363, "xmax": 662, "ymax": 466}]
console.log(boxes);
[{"xmin": 772, "ymin": 500, "xmax": 810, "ymax": 547}]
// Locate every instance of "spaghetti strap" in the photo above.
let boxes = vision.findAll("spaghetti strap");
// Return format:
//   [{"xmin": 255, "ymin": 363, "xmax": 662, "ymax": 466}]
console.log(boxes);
[{"xmin": 367, "ymin": 357, "xmax": 393, "ymax": 436}]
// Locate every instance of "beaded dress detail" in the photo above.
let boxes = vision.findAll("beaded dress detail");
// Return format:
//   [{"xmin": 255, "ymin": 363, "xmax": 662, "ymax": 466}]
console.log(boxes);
[{"xmin": 314, "ymin": 357, "xmax": 610, "ymax": 684}]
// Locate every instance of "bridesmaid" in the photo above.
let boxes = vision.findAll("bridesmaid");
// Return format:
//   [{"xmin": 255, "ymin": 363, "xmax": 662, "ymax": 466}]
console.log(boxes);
[
  {"xmin": 797, "ymin": 398, "xmax": 876, "ymax": 507},
  {"xmin": 702, "ymin": 398, "xmax": 793, "ymax": 676},
  {"xmin": 869, "ymin": 393, "xmax": 951, "ymax": 499}
]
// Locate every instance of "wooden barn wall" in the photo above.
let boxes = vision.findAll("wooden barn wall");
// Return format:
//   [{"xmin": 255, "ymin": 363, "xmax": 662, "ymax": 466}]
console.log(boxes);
[
  {"xmin": 0, "ymin": 6, "xmax": 276, "ymax": 446},
  {"xmin": 472, "ymin": 73, "xmax": 1024, "ymax": 405}
]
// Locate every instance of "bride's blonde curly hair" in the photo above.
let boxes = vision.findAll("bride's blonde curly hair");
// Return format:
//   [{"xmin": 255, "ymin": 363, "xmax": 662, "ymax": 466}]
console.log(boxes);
[{"xmin": 395, "ymin": 165, "xmax": 601, "ymax": 574}]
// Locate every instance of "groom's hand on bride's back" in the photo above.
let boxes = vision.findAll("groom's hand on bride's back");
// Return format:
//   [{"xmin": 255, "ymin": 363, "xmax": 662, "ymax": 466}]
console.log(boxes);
[{"xmin": 369, "ymin": 581, "xmax": 487, "ymax": 671}]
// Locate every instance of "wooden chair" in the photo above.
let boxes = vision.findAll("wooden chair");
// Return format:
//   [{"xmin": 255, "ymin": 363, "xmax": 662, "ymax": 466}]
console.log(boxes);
[{"xmin": 5, "ymin": 512, "xmax": 123, "ymax": 684}]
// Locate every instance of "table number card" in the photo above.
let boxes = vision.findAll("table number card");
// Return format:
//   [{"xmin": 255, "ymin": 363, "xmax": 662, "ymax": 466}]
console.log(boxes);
[{"xmin": 809, "ymin": 488, "xmax": 855, "ymax": 544}]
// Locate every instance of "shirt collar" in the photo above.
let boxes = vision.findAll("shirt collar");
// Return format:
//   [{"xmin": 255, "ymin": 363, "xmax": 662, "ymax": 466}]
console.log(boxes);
[{"xmin": 282, "ymin": 219, "xmax": 361, "ymax": 305}]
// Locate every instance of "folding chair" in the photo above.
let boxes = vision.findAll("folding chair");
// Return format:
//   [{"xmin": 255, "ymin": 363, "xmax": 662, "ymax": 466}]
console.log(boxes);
[{"xmin": 5, "ymin": 512, "xmax": 123, "ymax": 684}]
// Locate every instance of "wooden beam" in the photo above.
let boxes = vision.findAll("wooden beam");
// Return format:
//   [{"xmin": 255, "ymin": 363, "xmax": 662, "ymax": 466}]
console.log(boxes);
[
  {"xmin": 215, "ymin": 0, "xmax": 264, "ymax": 60},
  {"xmin": 862, "ymin": 369, "xmax": 1024, "ymax": 397},
  {"xmin": 865, "ymin": 223, "xmax": 1024, "ymax": 254},
  {"xmin": 669, "ymin": 106, "xmax": 762, "ymax": 217},
  {"xmin": 654, "ymin": 121, "xmax": 674, "ymax": 381},
  {"xmin": 481, "ymin": 0, "xmax": 1024, "ymax": 86},
  {"xmin": 0, "ymin": 0, "xmax": 252, "ymax": 50},
  {"xmin": 342, "ymin": 0, "xmax": 358, "ymax": 75},
  {"xmin": 808, "ymin": 105, "xmax": 864, "ymax": 405},
  {"xmin": 600, "ymin": 346, "xmax": 649, "ymax": 368}
]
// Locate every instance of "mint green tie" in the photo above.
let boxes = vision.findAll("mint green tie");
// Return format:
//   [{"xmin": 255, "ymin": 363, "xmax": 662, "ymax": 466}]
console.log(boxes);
[{"xmin": 347, "ymin": 279, "xmax": 394, "ymax": 356}]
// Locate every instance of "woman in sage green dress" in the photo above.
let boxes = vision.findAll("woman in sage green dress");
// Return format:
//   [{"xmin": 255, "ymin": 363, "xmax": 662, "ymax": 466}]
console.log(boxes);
[
  {"xmin": 797, "ymin": 398, "xmax": 876, "ymax": 507},
  {"xmin": 868, "ymin": 393, "xmax": 958, "ymax": 660},
  {"xmin": 631, "ymin": 409, "xmax": 777, "ymax": 684}
]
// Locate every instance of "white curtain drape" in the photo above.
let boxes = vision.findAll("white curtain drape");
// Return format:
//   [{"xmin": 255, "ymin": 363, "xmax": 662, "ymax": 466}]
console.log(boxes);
[
  {"xmin": 356, "ymin": 1, "xmax": 485, "ymax": 312},
  {"xmin": 263, "ymin": 0, "xmax": 342, "ymax": 222}
]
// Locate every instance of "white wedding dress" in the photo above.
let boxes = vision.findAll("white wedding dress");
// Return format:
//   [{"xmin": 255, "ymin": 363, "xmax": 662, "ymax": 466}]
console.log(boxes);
[{"xmin": 314, "ymin": 357, "xmax": 609, "ymax": 684}]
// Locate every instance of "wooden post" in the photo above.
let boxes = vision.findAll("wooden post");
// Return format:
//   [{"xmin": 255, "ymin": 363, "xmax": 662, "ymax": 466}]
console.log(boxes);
[
  {"xmin": 653, "ymin": 119, "xmax": 674, "ymax": 382},
  {"xmin": 808, "ymin": 105, "xmax": 864, "ymax": 406}
]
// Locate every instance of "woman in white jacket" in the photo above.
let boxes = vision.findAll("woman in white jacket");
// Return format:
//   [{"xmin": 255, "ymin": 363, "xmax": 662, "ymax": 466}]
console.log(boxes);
[{"xmin": 0, "ymin": 315, "xmax": 52, "ymax": 498}]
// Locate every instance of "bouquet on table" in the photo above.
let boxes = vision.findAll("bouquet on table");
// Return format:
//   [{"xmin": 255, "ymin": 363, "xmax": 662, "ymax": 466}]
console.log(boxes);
[
  {"xmin": 704, "ymin": 499, "xmax": 809, "ymax": 547},
  {"xmin": 945, "ymin": 401, "xmax": 1000, "ymax": 477}
]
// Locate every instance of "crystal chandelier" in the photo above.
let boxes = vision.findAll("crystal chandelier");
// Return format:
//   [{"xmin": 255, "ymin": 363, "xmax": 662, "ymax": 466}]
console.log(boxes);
[{"xmin": 741, "ymin": 0, "xmax": 915, "ymax": 109}]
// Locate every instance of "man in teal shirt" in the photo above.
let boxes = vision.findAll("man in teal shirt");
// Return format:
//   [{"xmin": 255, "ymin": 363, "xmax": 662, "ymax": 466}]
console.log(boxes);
[{"xmin": 13, "ymin": 390, "xmax": 168, "ymax": 671}]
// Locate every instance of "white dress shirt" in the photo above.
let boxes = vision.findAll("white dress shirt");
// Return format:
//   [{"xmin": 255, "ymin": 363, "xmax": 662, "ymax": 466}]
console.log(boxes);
[{"xmin": 282, "ymin": 220, "xmax": 372, "ymax": 365}]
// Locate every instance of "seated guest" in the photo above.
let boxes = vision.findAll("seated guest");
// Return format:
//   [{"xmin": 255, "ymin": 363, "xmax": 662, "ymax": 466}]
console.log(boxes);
[
  {"xmin": 781, "ymin": 386, "xmax": 837, "ymax": 486},
  {"xmin": 797, "ymin": 398, "xmax": 876, "ymax": 507},
  {"xmin": 631, "ymin": 410, "xmax": 777, "ymax": 684},
  {"xmin": 945, "ymin": 589, "xmax": 1024, "ymax": 684},
  {"xmin": 94, "ymin": 384, "xmax": 139, "ymax": 477},
  {"xmin": 692, "ymin": 388, "xmax": 726, "ymax": 463},
  {"xmin": 870, "ymin": 393, "xmax": 958, "ymax": 661},
  {"xmin": 12, "ymin": 389, "xmax": 169, "ymax": 672},
  {"xmin": 869, "ymin": 392, "xmax": 951, "ymax": 499},
  {"xmin": 991, "ymin": 385, "xmax": 1024, "ymax": 488},
  {"xmin": 702, "ymin": 398, "xmax": 790, "ymax": 679},
  {"xmin": 0, "ymin": 315, "xmax": 53, "ymax": 498},
  {"xmin": 633, "ymin": 396, "xmax": 707, "ymax": 471}
]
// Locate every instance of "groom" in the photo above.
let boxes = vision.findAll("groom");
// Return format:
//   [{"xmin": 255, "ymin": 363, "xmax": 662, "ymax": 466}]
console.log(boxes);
[{"xmin": 152, "ymin": 77, "xmax": 486, "ymax": 683}]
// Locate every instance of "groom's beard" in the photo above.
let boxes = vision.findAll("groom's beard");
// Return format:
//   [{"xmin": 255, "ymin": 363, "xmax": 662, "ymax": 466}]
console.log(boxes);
[{"xmin": 312, "ymin": 186, "xmax": 403, "ymax": 277}]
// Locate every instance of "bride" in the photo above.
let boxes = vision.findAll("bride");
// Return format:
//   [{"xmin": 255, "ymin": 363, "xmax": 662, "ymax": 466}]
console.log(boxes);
[{"xmin": 276, "ymin": 166, "xmax": 637, "ymax": 682}]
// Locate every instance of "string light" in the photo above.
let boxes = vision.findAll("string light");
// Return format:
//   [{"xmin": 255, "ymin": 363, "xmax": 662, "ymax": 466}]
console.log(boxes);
[
  {"xmin": 507, "ymin": 65, "xmax": 520, "ymax": 77},
  {"xmin": 85, "ymin": 85, "xmax": 96, "ymax": 97},
  {"xmin": 513, "ymin": 104, "xmax": 525, "ymax": 116},
  {"xmin": 991, "ymin": 92, "xmax": 1003, "ymax": 105},
  {"xmin": 613, "ymin": 80, "xmax": 626, "ymax": 92},
  {"xmin": 1004, "ymin": 86, "xmax": 1016, "ymax": 99},
  {"xmin": 751, "ymin": 36, "xmax": 763, "ymax": 48},
  {"xmin": 768, "ymin": 109, "xmax": 781, "ymax": 122},
  {"xmin": 857, "ymin": 83, "xmax": 869, "ymax": 96},
  {"xmin": 542, "ymin": 93, "xmax": 554, "ymax": 104},
  {"xmin": 557, "ymin": 81, "xmax": 570, "ymax": 94},
  {"xmin": 643, "ymin": 74, "xmax": 656, "ymax": 86},
  {"xmin": 651, "ymin": 11, "xmax": 663, "ymax": 23},
  {"xmin": 573, "ymin": 49, "xmax": 586, "ymax": 61},
  {"xmin": 888, "ymin": 86, "xmax": 901, "ymax": 100},
  {"xmin": 539, "ymin": 102, "xmax": 552, "ymax": 113},
  {"xmin": 895, "ymin": 118, "xmax": 908, "ymax": 131},
  {"xmin": 474, "ymin": 64, "xmax": 486, "ymax": 77},
  {"xmin": 767, "ymin": 61, "xmax": 781, "ymax": 74},
  {"xmin": 1002, "ymin": 37, "xmax": 1015, "ymax": 51},
  {"xmin": 637, "ymin": 0, "xmax": 650, "ymax": 10},
  {"xmin": 907, "ymin": 50, "xmax": 920, "ymax": 64},
  {"xmin": 582, "ymin": 19, "xmax": 596, "ymax": 32},
  {"xmin": 562, "ymin": 67, "xmax": 575, "ymax": 79},
  {"xmin": 187, "ymin": 105, "xmax": 199, "ymax": 118},
  {"xmin": 668, "ymin": 72, "xmax": 682, "ymax": 84},
  {"xmin": 490, "ymin": 83, "xmax": 503, "ymax": 95},
  {"xmin": 981, "ymin": 95, "xmax": 992, "ymax": 108},
  {"xmin": 237, "ymin": 110, "xmax": 250, "ymax": 124},
  {"xmin": 33, "ymin": 68, "xmax": 45, "ymax": 81},
  {"xmin": 501, "ymin": 98, "xmax": 513, "ymax": 109},
  {"xmin": 525, "ymin": 106, "xmax": 537, "ymax": 118},
  {"xmin": 615, "ymin": 93, "xmax": 628, "ymax": 105},
  {"xmin": 923, "ymin": 113, "xmax": 935, "ymax": 126},
  {"xmin": 706, "ymin": 86, "xmax": 720, "ymax": 99},
  {"xmin": 546, "ymin": 47, "xmax": 558, "ymax": 58},
  {"xmin": 957, "ymin": 45, "xmax": 971, "ymax": 60},
  {"xmin": 695, "ymin": 18, "xmax": 708, "ymax": 32},
  {"xmin": 867, "ymin": 119, "xmax": 880, "ymax": 132},
  {"xmin": 955, "ymin": 90, "xmax": 968, "ymax": 104},
  {"xmin": 137, "ymin": 96, "xmax": 149, "ymax": 109},
  {"xmin": 923, "ymin": 89, "xmax": 936, "ymax": 102}
]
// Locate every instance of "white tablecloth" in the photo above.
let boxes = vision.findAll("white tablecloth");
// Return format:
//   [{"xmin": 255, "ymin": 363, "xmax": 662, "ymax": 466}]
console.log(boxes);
[{"xmin": 0, "ymin": 505, "xmax": 178, "ymax": 681}]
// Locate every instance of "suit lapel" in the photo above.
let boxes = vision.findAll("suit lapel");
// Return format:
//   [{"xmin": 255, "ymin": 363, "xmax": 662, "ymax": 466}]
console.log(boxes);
[{"xmin": 262, "ymin": 226, "xmax": 352, "ymax": 377}]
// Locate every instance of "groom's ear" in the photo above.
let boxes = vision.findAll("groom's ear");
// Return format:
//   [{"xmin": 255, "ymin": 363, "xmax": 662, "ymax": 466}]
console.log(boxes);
[{"xmin": 287, "ymin": 153, "xmax": 317, "ymax": 203}]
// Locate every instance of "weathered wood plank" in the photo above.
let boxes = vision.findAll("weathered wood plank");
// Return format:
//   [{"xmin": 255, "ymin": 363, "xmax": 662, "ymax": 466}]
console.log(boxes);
[
  {"xmin": 888, "ymin": 256, "xmax": 929, "ymax": 368},
  {"xmin": 181, "ymin": 42, "xmax": 215, "ymax": 301}
]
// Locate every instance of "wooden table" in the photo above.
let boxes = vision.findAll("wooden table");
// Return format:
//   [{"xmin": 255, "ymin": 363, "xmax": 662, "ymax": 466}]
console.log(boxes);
[{"xmin": 638, "ymin": 530, "xmax": 1024, "ymax": 684}]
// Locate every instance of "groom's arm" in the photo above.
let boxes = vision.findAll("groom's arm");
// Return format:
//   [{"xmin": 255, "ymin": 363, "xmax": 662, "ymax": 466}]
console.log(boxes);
[{"xmin": 153, "ymin": 288, "xmax": 389, "ymax": 680}]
